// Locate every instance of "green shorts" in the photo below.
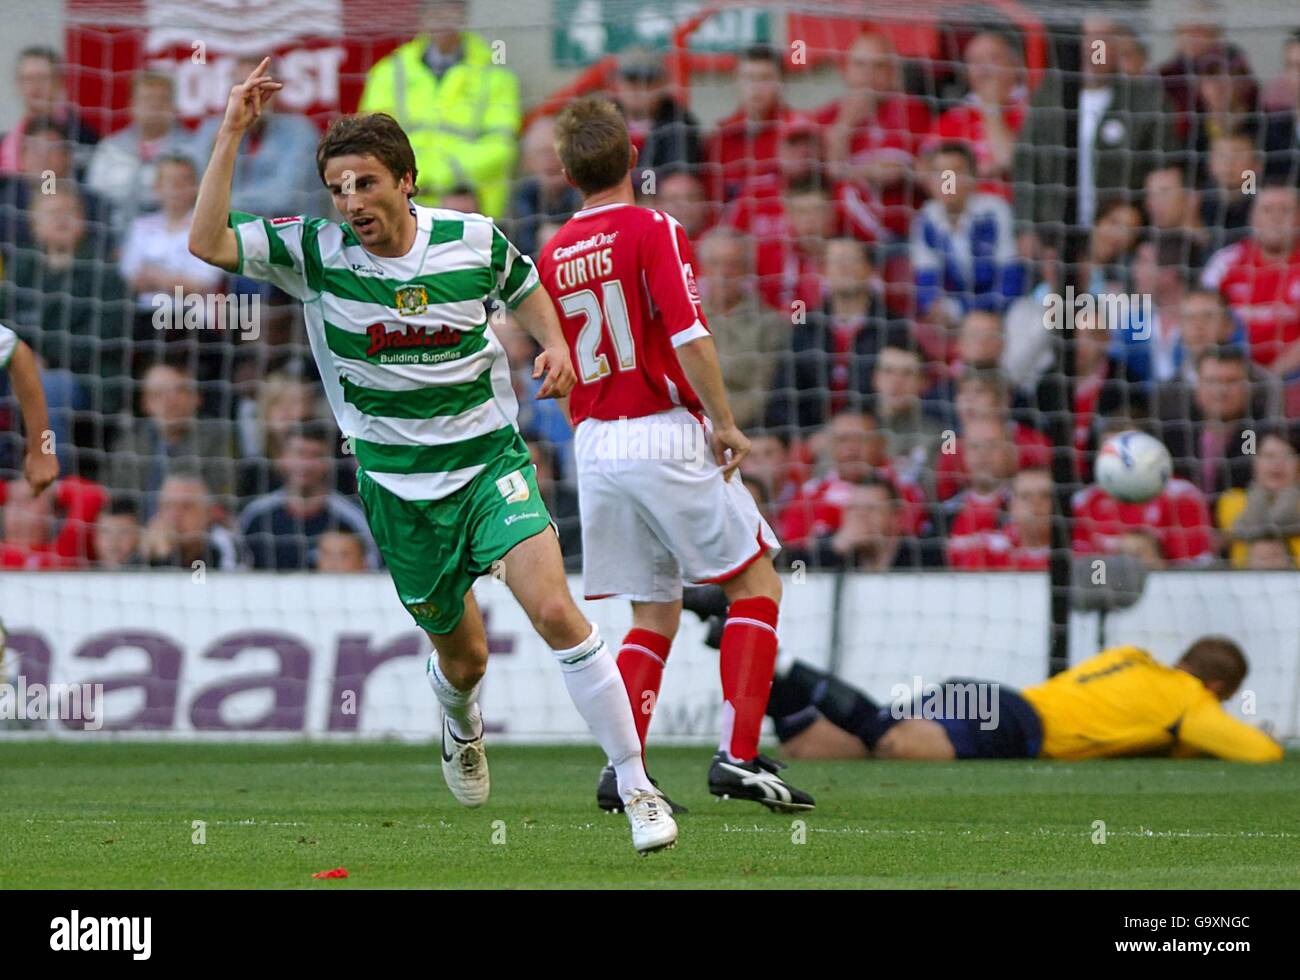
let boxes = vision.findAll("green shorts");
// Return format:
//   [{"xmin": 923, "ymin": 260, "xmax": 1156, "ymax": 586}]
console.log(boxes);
[{"xmin": 357, "ymin": 449, "xmax": 553, "ymax": 635}]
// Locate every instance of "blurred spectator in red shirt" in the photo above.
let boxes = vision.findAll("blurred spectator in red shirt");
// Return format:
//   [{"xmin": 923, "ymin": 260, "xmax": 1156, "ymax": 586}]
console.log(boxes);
[
  {"xmin": 936, "ymin": 368, "xmax": 1050, "ymax": 501},
  {"xmin": 943, "ymin": 414, "xmax": 1015, "ymax": 565},
  {"xmin": 754, "ymin": 176, "xmax": 834, "ymax": 312},
  {"xmin": 786, "ymin": 475, "xmax": 945, "ymax": 571},
  {"xmin": 819, "ymin": 30, "xmax": 931, "ymax": 241},
  {"xmin": 705, "ymin": 45, "xmax": 796, "ymax": 204},
  {"xmin": 1073, "ymin": 466, "xmax": 1216, "ymax": 567},
  {"xmin": 1201, "ymin": 184, "xmax": 1300, "ymax": 376},
  {"xmin": 932, "ymin": 31, "xmax": 1026, "ymax": 198},
  {"xmin": 948, "ymin": 465, "xmax": 1053, "ymax": 571},
  {"xmin": 722, "ymin": 118, "xmax": 822, "ymax": 241},
  {"xmin": 779, "ymin": 409, "xmax": 930, "ymax": 546},
  {"xmin": 0, "ymin": 475, "xmax": 107, "ymax": 568}
]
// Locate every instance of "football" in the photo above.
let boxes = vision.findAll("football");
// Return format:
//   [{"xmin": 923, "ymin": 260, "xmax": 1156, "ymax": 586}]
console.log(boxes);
[{"xmin": 1096, "ymin": 430, "xmax": 1173, "ymax": 503}]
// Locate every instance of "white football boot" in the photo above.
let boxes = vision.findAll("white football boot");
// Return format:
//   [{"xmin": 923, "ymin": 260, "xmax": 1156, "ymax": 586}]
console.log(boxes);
[
  {"xmin": 624, "ymin": 790, "xmax": 678, "ymax": 854},
  {"xmin": 440, "ymin": 715, "xmax": 490, "ymax": 807}
]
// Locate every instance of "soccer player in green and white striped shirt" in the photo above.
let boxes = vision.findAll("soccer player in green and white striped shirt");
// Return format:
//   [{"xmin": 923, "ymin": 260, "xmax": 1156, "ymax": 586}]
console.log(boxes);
[{"xmin": 189, "ymin": 59, "xmax": 676, "ymax": 853}]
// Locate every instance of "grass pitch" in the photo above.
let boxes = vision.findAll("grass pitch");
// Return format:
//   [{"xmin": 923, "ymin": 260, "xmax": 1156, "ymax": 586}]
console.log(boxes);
[{"xmin": 1, "ymin": 742, "xmax": 1295, "ymax": 888}]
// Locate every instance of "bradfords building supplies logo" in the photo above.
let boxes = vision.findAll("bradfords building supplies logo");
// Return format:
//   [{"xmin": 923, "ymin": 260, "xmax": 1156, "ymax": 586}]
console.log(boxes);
[{"xmin": 365, "ymin": 323, "xmax": 463, "ymax": 364}]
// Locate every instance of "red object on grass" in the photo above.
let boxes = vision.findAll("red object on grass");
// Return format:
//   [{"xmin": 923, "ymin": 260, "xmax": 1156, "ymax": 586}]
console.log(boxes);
[{"xmin": 312, "ymin": 867, "xmax": 349, "ymax": 879}]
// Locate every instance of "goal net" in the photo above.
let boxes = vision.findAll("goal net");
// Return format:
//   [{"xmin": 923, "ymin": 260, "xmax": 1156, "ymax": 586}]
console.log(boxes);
[{"xmin": 0, "ymin": 0, "xmax": 1296, "ymax": 741}]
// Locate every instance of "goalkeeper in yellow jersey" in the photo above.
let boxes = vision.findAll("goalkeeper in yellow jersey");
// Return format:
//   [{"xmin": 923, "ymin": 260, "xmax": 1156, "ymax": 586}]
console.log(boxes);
[{"xmin": 764, "ymin": 636, "xmax": 1283, "ymax": 763}]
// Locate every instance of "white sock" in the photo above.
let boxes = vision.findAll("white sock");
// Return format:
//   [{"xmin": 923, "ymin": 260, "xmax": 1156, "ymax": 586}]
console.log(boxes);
[
  {"xmin": 554, "ymin": 625, "xmax": 653, "ymax": 801},
  {"xmin": 426, "ymin": 654, "xmax": 483, "ymax": 740}
]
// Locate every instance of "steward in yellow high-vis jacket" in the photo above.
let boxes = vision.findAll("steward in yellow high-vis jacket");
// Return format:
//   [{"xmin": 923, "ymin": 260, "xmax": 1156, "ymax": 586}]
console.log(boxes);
[{"xmin": 359, "ymin": 0, "xmax": 520, "ymax": 218}]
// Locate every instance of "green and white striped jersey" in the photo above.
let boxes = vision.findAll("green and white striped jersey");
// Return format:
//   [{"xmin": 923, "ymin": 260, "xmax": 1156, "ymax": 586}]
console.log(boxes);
[{"xmin": 230, "ymin": 205, "xmax": 541, "ymax": 501}]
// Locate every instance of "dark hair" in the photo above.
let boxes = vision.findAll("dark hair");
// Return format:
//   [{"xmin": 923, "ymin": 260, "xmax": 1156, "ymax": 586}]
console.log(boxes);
[
  {"xmin": 155, "ymin": 153, "xmax": 198, "ymax": 178},
  {"xmin": 752, "ymin": 430, "xmax": 791, "ymax": 450},
  {"xmin": 927, "ymin": 139, "xmax": 977, "ymax": 173},
  {"xmin": 741, "ymin": 44, "xmax": 784, "ymax": 72},
  {"xmin": 1196, "ymin": 344, "xmax": 1248, "ymax": 370},
  {"xmin": 782, "ymin": 173, "xmax": 830, "ymax": 198},
  {"xmin": 830, "ymin": 406, "xmax": 881, "ymax": 428},
  {"xmin": 553, "ymin": 96, "xmax": 632, "ymax": 195},
  {"xmin": 1183, "ymin": 286, "xmax": 1227, "ymax": 309},
  {"xmin": 1178, "ymin": 636, "xmax": 1248, "ymax": 693},
  {"xmin": 105, "ymin": 495, "xmax": 140, "ymax": 519},
  {"xmin": 1147, "ymin": 229, "xmax": 1206, "ymax": 273},
  {"xmin": 24, "ymin": 114, "xmax": 69, "ymax": 140},
  {"xmin": 316, "ymin": 113, "xmax": 419, "ymax": 197},
  {"xmin": 1096, "ymin": 196, "xmax": 1139, "ymax": 221},
  {"xmin": 144, "ymin": 355, "xmax": 196, "ymax": 379},
  {"xmin": 1252, "ymin": 419, "xmax": 1300, "ymax": 454},
  {"xmin": 850, "ymin": 473, "xmax": 899, "ymax": 506},
  {"xmin": 282, "ymin": 419, "xmax": 334, "ymax": 450},
  {"xmin": 17, "ymin": 46, "xmax": 60, "ymax": 69}
]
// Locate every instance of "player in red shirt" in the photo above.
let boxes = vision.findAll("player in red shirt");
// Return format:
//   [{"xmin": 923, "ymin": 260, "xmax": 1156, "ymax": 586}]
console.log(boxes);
[
  {"xmin": 541, "ymin": 97, "xmax": 814, "ymax": 813},
  {"xmin": 1200, "ymin": 184, "xmax": 1300, "ymax": 375}
]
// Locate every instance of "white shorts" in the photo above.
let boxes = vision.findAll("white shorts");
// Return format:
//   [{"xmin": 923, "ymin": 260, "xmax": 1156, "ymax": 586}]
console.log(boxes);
[{"xmin": 573, "ymin": 408, "xmax": 780, "ymax": 602}]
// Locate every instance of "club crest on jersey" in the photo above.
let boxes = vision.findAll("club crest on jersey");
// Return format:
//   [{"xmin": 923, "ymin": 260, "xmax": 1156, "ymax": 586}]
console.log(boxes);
[
  {"xmin": 683, "ymin": 262, "xmax": 701, "ymax": 304},
  {"xmin": 394, "ymin": 284, "xmax": 429, "ymax": 317},
  {"xmin": 496, "ymin": 470, "xmax": 530, "ymax": 504}
]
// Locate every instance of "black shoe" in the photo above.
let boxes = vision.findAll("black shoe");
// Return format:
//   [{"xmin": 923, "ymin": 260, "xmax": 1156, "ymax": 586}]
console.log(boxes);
[
  {"xmin": 596, "ymin": 764, "xmax": 689, "ymax": 814},
  {"xmin": 707, "ymin": 751, "xmax": 816, "ymax": 812}
]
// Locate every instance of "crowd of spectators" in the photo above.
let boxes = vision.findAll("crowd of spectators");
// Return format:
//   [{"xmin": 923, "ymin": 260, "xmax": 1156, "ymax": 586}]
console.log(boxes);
[{"xmin": 2, "ymin": 2, "xmax": 1300, "ymax": 575}]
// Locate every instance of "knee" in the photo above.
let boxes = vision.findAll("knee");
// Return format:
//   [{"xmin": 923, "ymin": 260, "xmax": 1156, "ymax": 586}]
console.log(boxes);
[
  {"xmin": 438, "ymin": 648, "xmax": 487, "ymax": 689},
  {"xmin": 532, "ymin": 593, "xmax": 585, "ymax": 648},
  {"xmin": 723, "ymin": 558, "xmax": 782, "ymax": 605}
]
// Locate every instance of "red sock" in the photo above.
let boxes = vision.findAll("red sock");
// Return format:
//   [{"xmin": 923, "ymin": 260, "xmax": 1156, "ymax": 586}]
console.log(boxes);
[
  {"xmin": 617, "ymin": 628, "xmax": 672, "ymax": 756},
  {"xmin": 719, "ymin": 596, "xmax": 779, "ymax": 762}
]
